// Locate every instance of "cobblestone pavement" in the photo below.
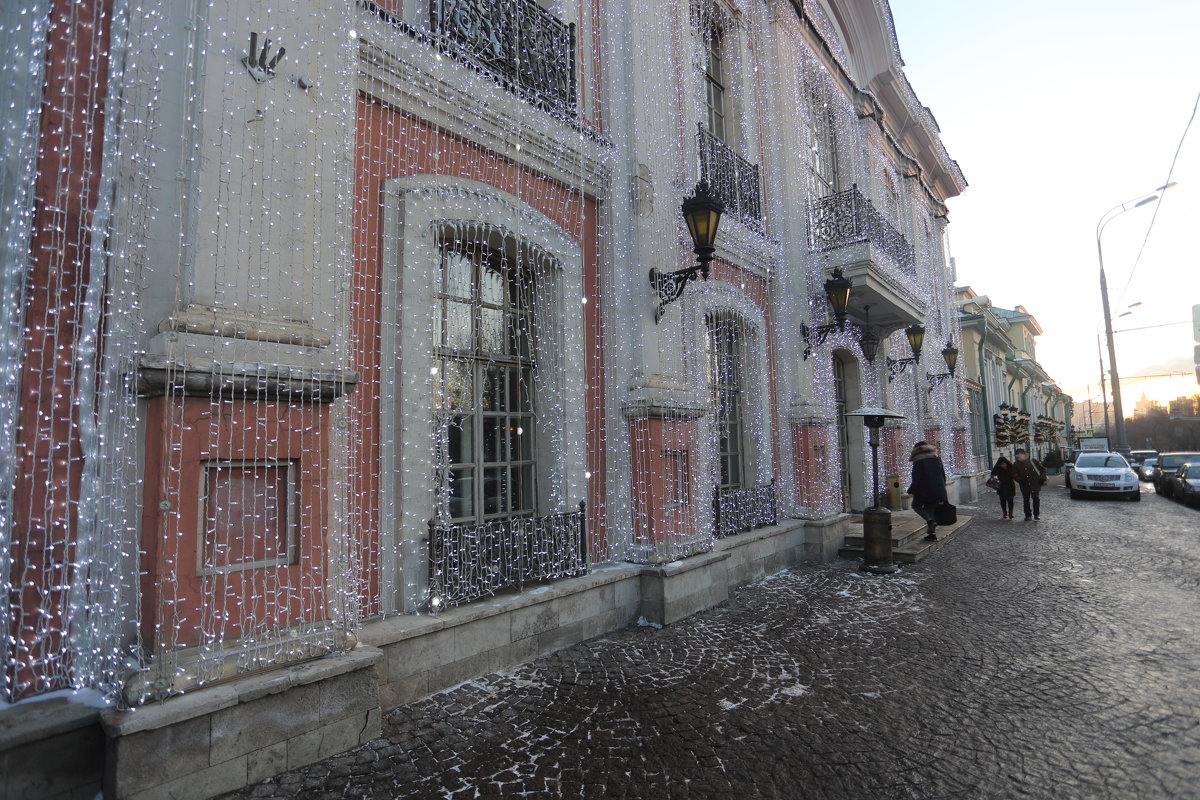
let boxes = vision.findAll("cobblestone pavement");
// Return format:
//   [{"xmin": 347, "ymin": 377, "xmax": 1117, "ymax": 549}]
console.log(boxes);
[{"xmin": 226, "ymin": 480, "xmax": 1200, "ymax": 799}]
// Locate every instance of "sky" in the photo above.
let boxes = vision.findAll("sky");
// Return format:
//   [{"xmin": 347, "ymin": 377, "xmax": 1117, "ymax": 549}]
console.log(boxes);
[{"xmin": 888, "ymin": 0, "xmax": 1200, "ymax": 414}]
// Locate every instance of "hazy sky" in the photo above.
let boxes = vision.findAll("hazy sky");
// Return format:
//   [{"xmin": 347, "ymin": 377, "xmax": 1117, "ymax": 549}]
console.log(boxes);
[{"xmin": 888, "ymin": 0, "xmax": 1200, "ymax": 411}]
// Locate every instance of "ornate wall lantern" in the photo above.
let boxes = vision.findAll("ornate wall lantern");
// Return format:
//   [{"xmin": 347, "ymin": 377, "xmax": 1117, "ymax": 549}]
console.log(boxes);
[
  {"xmin": 650, "ymin": 181, "xmax": 724, "ymax": 322},
  {"xmin": 886, "ymin": 324, "xmax": 925, "ymax": 381},
  {"xmin": 800, "ymin": 268, "xmax": 854, "ymax": 359},
  {"xmin": 927, "ymin": 338, "xmax": 959, "ymax": 387}
]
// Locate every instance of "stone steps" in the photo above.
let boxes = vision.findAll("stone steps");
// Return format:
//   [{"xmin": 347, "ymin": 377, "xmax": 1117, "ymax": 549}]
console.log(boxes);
[{"xmin": 838, "ymin": 509, "xmax": 973, "ymax": 564}]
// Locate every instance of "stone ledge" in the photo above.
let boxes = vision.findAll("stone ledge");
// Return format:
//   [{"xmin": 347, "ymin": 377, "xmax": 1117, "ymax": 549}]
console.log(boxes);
[
  {"xmin": 102, "ymin": 647, "xmax": 382, "ymax": 737},
  {"xmin": 359, "ymin": 563, "xmax": 642, "ymax": 648},
  {"xmin": 0, "ymin": 696, "xmax": 103, "ymax": 750}
]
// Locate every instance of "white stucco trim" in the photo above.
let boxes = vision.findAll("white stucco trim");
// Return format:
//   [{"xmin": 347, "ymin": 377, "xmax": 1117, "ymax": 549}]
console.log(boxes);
[{"xmin": 380, "ymin": 175, "xmax": 586, "ymax": 612}]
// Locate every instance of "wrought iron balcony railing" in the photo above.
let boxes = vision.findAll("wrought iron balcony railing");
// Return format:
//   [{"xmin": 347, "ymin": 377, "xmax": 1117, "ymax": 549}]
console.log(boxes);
[
  {"xmin": 429, "ymin": 0, "xmax": 577, "ymax": 117},
  {"xmin": 427, "ymin": 502, "xmax": 588, "ymax": 608},
  {"xmin": 697, "ymin": 124, "xmax": 763, "ymax": 229},
  {"xmin": 713, "ymin": 482, "xmax": 777, "ymax": 539},
  {"xmin": 808, "ymin": 184, "xmax": 915, "ymax": 276}
]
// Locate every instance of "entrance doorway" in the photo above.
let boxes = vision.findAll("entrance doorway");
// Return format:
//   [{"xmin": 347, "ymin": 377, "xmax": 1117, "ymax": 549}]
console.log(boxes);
[{"xmin": 832, "ymin": 350, "xmax": 865, "ymax": 511}]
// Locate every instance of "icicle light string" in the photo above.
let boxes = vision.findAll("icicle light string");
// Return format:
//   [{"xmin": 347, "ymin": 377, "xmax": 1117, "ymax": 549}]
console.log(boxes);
[{"xmin": 1, "ymin": 0, "xmax": 965, "ymax": 705}]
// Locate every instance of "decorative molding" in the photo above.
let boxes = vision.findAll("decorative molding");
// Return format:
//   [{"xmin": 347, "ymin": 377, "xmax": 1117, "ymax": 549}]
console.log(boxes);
[
  {"xmin": 136, "ymin": 354, "xmax": 358, "ymax": 402},
  {"xmin": 159, "ymin": 305, "xmax": 330, "ymax": 348}
]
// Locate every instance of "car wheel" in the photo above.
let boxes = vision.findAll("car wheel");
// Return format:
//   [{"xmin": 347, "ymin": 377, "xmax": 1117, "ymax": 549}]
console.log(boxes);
[{"xmin": 1130, "ymin": 492, "xmax": 1141, "ymax": 502}]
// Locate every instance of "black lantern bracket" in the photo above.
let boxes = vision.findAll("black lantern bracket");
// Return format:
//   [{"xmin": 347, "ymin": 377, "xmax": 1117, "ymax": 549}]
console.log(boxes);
[{"xmin": 649, "ymin": 264, "xmax": 706, "ymax": 323}]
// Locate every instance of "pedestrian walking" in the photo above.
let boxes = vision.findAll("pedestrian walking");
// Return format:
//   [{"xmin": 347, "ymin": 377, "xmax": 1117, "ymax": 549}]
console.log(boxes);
[
  {"xmin": 989, "ymin": 455, "xmax": 1016, "ymax": 519},
  {"xmin": 907, "ymin": 441, "xmax": 948, "ymax": 540},
  {"xmin": 1012, "ymin": 449, "xmax": 1047, "ymax": 521}
]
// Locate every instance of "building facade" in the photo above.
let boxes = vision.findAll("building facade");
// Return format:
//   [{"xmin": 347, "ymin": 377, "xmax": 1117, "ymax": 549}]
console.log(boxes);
[
  {"xmin": 2, "ymin": 1, "xmax": 970, "ymax": 796},
  {"xmin": 957, "ymin": 288, "xmax": 1072, "ymax": 473}
]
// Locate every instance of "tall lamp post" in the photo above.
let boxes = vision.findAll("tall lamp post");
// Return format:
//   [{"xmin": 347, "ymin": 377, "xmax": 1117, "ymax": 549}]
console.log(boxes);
[
  {"xmin": 845, "ymin": 407, "xmax": 905, "ymax": 574},
  {"xmin": 1096, "ymin": 183, "xmax": 1175, "ymax": 455}
]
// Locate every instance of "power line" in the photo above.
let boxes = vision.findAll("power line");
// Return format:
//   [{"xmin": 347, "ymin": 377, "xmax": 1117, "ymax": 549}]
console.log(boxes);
[
  {"xmin": 1117, "ymin": 90, "xmax": 1199, "ymax": 306},
  {"xmin": 1113, "ymin": 320, "xmax": 1189, "ymax": 333}
]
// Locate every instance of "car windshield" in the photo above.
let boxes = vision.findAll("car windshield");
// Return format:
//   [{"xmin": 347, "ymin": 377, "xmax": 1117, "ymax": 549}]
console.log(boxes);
[
  {"xmin": 1075, "ymin": 454, "xmax": 1128, "ymax": 469},
  {"xmin": 1161, "ymin": 453, "xmax": 1200, "ymax": 469}
]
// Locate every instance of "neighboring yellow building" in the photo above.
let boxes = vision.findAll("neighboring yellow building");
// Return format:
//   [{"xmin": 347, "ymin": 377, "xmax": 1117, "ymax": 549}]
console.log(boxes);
[{"xmin": 956, "ymin": 287, "xmax": 1072, "ymax": 473}]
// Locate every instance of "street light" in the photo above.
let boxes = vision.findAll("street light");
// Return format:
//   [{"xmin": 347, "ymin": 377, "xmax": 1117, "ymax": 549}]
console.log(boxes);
[
  {"xmin": 650, "ymin": 181, "xmax": 724, "ymax": 322},
  {"xmin": 886, "ymin": 324, "xmax": 925, "ymax": 381},
  {"xmin": 845, "ymin": 406, "xmax": 905, "ymax": 574},
  {"xmin": 1096, "ymin": 183, "xmax": 1175, "ymax": 454}
]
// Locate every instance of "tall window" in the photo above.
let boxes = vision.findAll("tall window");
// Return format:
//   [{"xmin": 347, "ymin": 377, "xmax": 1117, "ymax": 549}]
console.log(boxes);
[
  {"xmin": 807, "ymin": 84, "xmax": 839, "ymax": 196},
  {"xmin": 707, "ymin": 311, "xmax": 745, "ymax": 490},
  {"xmin": 434, "ymin": 240, "xmax": 537, "ymax": 523},
  {"xmin": 703, "ymin": 26, "xmax": 727, "ymax": 143}
]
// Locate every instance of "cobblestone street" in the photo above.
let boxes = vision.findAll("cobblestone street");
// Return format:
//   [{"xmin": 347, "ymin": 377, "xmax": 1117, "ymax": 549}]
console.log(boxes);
[{"xmin": 226, "ymin": 479, "xmax": 1200, "ymax": 799}]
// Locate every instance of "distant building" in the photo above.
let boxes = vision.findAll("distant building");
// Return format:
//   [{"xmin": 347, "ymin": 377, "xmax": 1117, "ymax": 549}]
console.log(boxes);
[
  {"xmin": 1133, "ymin": 393, "xmax": 1164, "ymax": 418},
  {"xmin": 956, "ymin": 288, "xmax": 1072, "ymax": 469}
]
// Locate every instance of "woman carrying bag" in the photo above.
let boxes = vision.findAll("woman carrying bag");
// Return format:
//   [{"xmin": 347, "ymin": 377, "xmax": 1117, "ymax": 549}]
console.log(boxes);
[
  {"xmin": 989, "ymin": 456, "xmax": 1017, "ymax": 519},
  {"xmin": 907, "ymin": 441, "xmax": 948, "ymax": 540}
]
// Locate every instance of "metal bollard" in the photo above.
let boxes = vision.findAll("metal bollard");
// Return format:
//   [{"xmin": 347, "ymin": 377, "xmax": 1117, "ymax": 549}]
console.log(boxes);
[{"xmin": 860, "ymin": 507, "xmax": 899, "ymax": 574}]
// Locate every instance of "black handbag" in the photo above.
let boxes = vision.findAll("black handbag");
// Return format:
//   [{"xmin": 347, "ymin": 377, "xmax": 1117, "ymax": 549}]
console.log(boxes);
[{"xmin": 933, "ymin": 502, "xmax": 957, "ymax": 525}]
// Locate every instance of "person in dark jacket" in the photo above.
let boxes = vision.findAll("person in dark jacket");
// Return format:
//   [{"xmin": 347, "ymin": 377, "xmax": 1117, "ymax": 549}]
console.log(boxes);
[
  {"xmin": 990, "ymin": 456, "xmax": 1017, "ymax": 519},
  {"xmin": 907, "ymin": 441, "xmax": 948, "ymax": 539},
  {"xmin": 1012, "ymin": 448, "xmax": 1047, "ymax": 520}
]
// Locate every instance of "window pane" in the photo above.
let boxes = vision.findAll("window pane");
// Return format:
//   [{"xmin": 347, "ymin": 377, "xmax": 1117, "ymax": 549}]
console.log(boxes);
[
  {"xmin": 483, "ymin": 366, "xmax": 506, "ymax": 411},
  {"xmin": 483, "ymin": 416, "xmax": 503, "ymax": 462},
  {"xmin": 445, "ymin": 300, "xmax": 472, "ymax": 350},
  {"xmin": 480, "ymin": 261, "xmax": 505, "ymax": 306},
  {"xmin": 445, "ymin": 251, "xmax": 472, "ymax": 299},
  {"xmin": 480, "ymin": 307, "xmax": 505, "ymax": 353},
  {"xmin": 511, "ymin": 417, "xmax": 532, "ymax": 460},
  {"xmin": 483, "ymin": 467, "xmax": 508, "ymax": 515},
  {"xmin": 513, "ymin": 465, "xmax": 534, "ymax": 513},
  {"xmin": 448, "ymin": 416, "xmax": 474, "ymax": 464},
  {"xmin": 442, "ymin": 359, "xmax": 473, "ymax": 411},
  {"xmin": 448, "ymin": 468, "xmax": 474, "ymax": 520}
]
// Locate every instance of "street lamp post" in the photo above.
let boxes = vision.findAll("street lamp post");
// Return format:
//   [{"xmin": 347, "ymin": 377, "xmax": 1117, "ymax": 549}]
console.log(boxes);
[{"xmin": 1096, "ymin": 184, "xmax": 1175, "ymax": 455}]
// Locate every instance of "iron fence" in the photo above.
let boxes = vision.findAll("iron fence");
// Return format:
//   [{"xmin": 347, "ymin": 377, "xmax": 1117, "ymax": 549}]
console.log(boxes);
[
  {"xmin": 808, "ymin": 184, "xmax": 915, "ymax": 276},
  {"xmin": 698, "ymin": 124, "xmax": 763, "ymax": 228},
  {"xmin": 427, "ymin": 502, "xmax": 587, "ymax": 608},
  {"xmin": 430, "ymin": 0, "xmax": 576, "ymax": 117},
  {"xmin": 713, "ymin": 482, "xmax": 777, "ymax": 538}
]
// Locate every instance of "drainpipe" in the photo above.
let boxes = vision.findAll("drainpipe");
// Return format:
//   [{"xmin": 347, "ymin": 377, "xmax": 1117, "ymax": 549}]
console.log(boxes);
[{"xmin": 976, "ymin": 318, "xmax": 992, "ymax": 463}]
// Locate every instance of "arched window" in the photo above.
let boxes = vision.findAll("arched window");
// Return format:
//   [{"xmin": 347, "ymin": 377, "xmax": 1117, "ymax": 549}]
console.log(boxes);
[{"xmin": 434, "ymin": 238, "xmax": 538, "ymax": 523}]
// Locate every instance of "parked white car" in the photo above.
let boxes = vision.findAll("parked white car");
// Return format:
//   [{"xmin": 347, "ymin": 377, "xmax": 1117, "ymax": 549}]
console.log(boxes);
[{"xmin": 1069, "ymin": 452, "xmax": 1140, "ymax": 501}]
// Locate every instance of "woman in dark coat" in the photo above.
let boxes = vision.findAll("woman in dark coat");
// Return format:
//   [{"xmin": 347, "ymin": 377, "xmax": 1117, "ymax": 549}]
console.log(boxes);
[
  {"xmin": 907, "ymin": 441, "xmax": 948, "ymax": 539},
  {"xmin": 990, "ymin": 456, "xmax": 1016, "ymax": 519}
]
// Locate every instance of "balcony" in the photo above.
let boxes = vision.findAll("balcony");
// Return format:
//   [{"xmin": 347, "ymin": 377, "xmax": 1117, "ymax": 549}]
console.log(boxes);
[
  {"xmin": 698, "ymin": 125, "xmax": 763, "ymax": 230},
  {"xmin": 427, "ymin": 503, "xmax": 588, "ymax": 608},
  {"xmin": 713, "ymin": 482, "xmax": 777, "ymax": 539},
  {"xmin": 808, "ymin": 185, "xmax": 925, "ymax": 332},
  {"xmin": 809, "ymin": 185, "xmax": 915, "ymax": 275},
  {"xmin": 429, "ymin": 0, "xmax": 576, "ymax": 117}
]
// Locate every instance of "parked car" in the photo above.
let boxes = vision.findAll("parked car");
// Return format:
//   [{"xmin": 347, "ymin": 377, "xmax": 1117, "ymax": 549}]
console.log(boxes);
[
  {"xmin": 1173, "ymin": 463, "xmax": 1200, "ymax": 507},
  {"xmin": 1129, "ymin": 449, "xmax": 1158, "ymax": 467},
  {"xmin": 1139, "ymin": 457, "xmax": 1158, "ymax": 481},
  {"xmin": 1152, "ymin": 452, "xmax": 1200, "ymax": 499},
  {"xmin": 1069, "ymin": 452, "xmax": 1140, "ymax": 501},
  {"xmin": 1065, "ymin": 448, "xmax": 1107, "ymax": 489}
]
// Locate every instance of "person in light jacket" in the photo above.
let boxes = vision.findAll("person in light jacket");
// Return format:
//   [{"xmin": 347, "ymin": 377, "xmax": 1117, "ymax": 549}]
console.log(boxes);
[{"xmin": 907, "ymin": 441, "xmax": 948, "ymax": 540}]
